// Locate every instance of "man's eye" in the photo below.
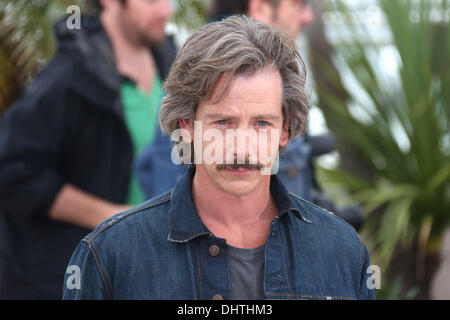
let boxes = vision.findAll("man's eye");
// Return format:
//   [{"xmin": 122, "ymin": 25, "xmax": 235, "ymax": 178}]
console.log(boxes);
[
  {"xmin": 257, "ymin": 120, "xmax": 268, "ymax": 127},
  {"xmin": 216, "ymin": 120, "xmax": 229, "ymax": 125}
]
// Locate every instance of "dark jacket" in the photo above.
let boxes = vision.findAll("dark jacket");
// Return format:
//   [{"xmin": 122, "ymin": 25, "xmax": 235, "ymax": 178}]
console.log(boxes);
[{"xmin": 0, "ymin": 16, "xmax": 176, "ymax": 299}]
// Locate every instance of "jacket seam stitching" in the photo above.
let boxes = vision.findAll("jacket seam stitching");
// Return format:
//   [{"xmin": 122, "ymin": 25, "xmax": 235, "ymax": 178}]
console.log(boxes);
[
  {"xmin": 90, "ymin": 195, "xmax": 171, "ymax": 240},
  {"xmin": 91, "ymin": 240, "xmax": 114, "ymax": 298},
  {"xmin": 82, "ymin": 237, "xmax": 113, "ymax": 299}
]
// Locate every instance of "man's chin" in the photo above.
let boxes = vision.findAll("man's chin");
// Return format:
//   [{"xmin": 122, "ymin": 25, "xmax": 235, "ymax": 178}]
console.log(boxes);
[
  {"xmin": 218, "ymin": 181, "xmax": 259, "ymax": 197},
  {"xmin": 215, "ymin": 171, "xmax": 265, "ymax": 196},
  {"xmin": 139, "ymin": 31, "xmax": 166, "ymax": 47}
]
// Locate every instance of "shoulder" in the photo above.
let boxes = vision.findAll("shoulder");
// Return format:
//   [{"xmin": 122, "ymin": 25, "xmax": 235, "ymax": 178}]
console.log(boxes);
[
  {"xmin": 64, "ymin": 191, "xmax": 174, "ymax": 299},
  {"xmin": 28, "ymin": 54, "xmax": 76, "ymax": 95},
  {"xmin": 287, "ymin": 192, "xmax": 365, "ymax": 253},
  {"xmin": 290, "ymin": 192, "xmax": 356, "ymax": 230},
  {"xmin": 4, "ymin": 54, "xmax": 76, "ymax": 117},
  {"xmin": 84, "ymin": 190, "xmax": 173, "ymax": 244}
]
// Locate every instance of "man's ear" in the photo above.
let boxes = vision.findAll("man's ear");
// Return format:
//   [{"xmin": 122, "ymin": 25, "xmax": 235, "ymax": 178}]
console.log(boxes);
[
  {"xmin": 248, "ymin": 0, "xmax": 273, "ymax": 24},
  {"xmin": 279, "ymin": 121, "xmax": 289, "ymax": 148},
  {"xmin": 178, "ymin": 119, "xmax": 194, "ymax": 143}
]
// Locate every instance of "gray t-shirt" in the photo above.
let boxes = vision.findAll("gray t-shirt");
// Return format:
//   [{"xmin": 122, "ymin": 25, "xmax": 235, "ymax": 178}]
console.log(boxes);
[{"xmin": 227, "ymin": 244, "xmax": 265, "ymax": 300}]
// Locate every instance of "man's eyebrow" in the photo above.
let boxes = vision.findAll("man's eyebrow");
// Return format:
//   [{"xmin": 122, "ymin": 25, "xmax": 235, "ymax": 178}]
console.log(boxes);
[
  {"xmin": 250, "ymin": 114, "xmax": 282, "ymax": 121},
  {"xmin": 204, "ymin": 113, "xmax": 282, "ymax": 120},
  {"xmin": 204, "ymin": 113, "xmax": 235, "ymax": 119}
]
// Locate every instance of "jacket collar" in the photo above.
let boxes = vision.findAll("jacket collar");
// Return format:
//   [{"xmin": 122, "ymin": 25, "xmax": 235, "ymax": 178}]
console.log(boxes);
[{"xmin": 167, "ymin": 166, "xmax": 311, "ymax": 243}]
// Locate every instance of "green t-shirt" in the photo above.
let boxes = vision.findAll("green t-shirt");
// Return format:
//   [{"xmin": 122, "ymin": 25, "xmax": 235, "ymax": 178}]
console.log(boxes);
[{"xmin": 121, "ymin": 71, "xmax": 164, "ymax": 205}]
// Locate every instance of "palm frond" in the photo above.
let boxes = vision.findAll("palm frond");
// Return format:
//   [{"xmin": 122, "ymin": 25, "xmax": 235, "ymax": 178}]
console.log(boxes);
[
  {"xmin": 0, "ymin": 0, "xmax": 83, "ymax": 115},
  {"xmin": 316, "ymin": 0, "xmax": 450, "ymax": 274}
]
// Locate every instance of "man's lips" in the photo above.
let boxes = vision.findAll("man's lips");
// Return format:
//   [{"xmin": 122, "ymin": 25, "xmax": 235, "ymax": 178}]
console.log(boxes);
[{"xmin": 222, "ymin": 166, "xmax": 258, "ymax": 176}]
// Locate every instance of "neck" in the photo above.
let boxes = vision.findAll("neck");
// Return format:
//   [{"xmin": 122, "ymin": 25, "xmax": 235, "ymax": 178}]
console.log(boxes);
[
  {"xmin": 192, "ymin": 167, "xmax": 278, "ymax": 248},
  {"xmin": 101, "ymin": 12, "xmax": 154, "ymax": 92}
]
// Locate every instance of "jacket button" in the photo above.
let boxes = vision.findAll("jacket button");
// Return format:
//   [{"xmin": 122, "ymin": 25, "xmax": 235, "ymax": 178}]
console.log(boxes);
[
  {"xmin": 208, "ymin": 245, "xmax": 220, "ymax": 257},
  {"xmin": 212, "ymin": 294, "xmax": 223, "ymax": 300}
]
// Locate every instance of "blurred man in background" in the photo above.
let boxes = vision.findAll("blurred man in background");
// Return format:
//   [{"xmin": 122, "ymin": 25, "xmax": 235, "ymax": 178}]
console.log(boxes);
[
  {"xmin": 0, "ymin": 0, "xmax": 174, "ymax": 299},
  {"xmin": 208, "ymin": 0, "xmax": 314, "ymax": 38}
]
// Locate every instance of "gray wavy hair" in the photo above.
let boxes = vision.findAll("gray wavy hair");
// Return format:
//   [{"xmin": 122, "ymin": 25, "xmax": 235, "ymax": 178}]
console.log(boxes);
[{"xmin": 159, "ymin": 15, "xmax": 309, "ymax": 161}]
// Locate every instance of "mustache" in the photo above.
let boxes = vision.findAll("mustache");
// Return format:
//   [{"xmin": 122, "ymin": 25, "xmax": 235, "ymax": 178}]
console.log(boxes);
[{"xmin": 216, "ymin": 158, "xmax": 264, "ymax": 171}]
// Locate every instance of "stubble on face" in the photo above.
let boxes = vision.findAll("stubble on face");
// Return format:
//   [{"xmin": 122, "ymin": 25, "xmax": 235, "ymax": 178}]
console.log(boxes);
[{"xmin": 117, "ymin": 0, "xmax": 170, "ymax": 48}]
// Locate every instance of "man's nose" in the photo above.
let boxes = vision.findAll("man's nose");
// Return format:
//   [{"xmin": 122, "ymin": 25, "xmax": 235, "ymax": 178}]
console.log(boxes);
[
  {"xmin": 231, "ymin": 128, "xmax": 259, "ymax": 163},
  {"xmin": 157, "ymin": 0, "xmax": 173, "ymax": 20},
  {"xmin": 300, "ymin": 6, "xmax": 315, "ymax": 25}
]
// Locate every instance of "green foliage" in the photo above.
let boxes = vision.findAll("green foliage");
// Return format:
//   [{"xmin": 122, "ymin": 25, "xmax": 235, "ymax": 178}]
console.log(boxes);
[
  {"xmin": 172, "ymin": 0, "xmax": 207, "ymax": 31},
  {"xmin": 0, "ymin": 0, "xmax": 83, "ymax": 114},
  {"xmin": 376, "ymin": 275, "xmax": 420, "ymax": 300},
  {"xmin": 317, "ymin": 0, "xmax": 450, "ymax": 274}
]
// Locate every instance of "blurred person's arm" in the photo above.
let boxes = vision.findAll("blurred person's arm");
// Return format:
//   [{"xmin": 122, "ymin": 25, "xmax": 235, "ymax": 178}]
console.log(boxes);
[{"xmin": 49, "ymin": 184, "xmax": 131, "ymax": 230}]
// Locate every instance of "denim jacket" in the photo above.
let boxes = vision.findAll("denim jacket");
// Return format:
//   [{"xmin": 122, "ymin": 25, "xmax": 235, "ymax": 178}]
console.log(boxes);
[{"xmin": 62, "ymin": 166, "xmax": 375, "ymax": 300}]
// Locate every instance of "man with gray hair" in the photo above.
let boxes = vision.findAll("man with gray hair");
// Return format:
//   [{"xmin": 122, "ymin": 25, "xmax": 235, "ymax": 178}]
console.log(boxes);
[{"xmin": 63, "ymin": 15, "xmax": 375, "ymax": 300}]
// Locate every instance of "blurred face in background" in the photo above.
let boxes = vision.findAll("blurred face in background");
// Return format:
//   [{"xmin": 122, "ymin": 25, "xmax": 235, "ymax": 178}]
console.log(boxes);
[
  {"xmin": 274, "ymin": 0, "xmax": 315, "ymax": 37},
  {"xmin": 249, "ymin": 0, "xmax": 315, "ymax": 38},
  {"xmin": 103, "ymin": 0, "xmax": 172, "ymax": 47}
]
